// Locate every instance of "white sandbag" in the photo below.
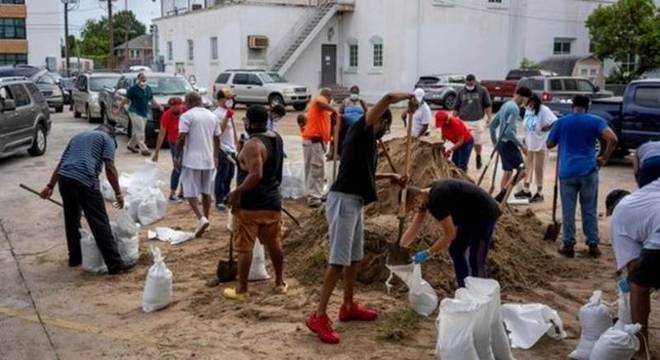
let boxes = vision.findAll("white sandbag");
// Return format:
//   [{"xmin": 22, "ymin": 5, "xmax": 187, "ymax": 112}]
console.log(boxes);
[
  {"xmin": 456, "ymin": 288, "xmax": 495, "ymax": 359},
  {"xmin": 386, "ymin": 263, "xmax": 438, "ymax": 316},
  {"xmin": 101, "ymin": 180, "xmax": 116, "ymax": 202},
  {"xmin": 617, "ymin": 279, "xmax": 631, "ymax": 326},
  {"xmin": 137, "ymin": 188, "xmax": 167, "ymax": 225},
  {"xmin": 248, "ymin": 240, "xmax": 271, "ymax": 281},
  {"xmin": 124, "ymin": 193, "xmax": 143, "ymax": 222},
  {"xmin": 142, "ymin": 246, "xmax": 173, "ymax": 313},
  {"xmin": 501, "ymin": 303, "xmax": 566, "ymax": 349},
  {"xmin": 115, "ymin": 209, "xmax": 138, "ymax": 238},
  {"xmin": 147, "ymin": 227, "xmax": 195, "ymax": 245},
  {"xmin": 589, "ymin": 323, "xmax": 641, "ymax": 360},
  {"xmin": 80, "ymin": 228, "xmax": 108, "ymax": 273},
  {"xmin": 436, "ymin": 298, "xmax": 480, "ymax": 360},
  {"xmin": 124, "ymin": 162, "xmax": 159, "ymax": 195},
  {"xmin": 464, "ymin": 277, "xmax": 515, "ymax": 360},
  {"xmin": 569, "ymin": 290, "xmax": 613, "ymax": 360}
]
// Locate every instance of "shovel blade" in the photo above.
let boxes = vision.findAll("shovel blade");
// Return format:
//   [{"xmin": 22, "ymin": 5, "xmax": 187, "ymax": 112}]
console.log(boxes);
[
  {"xmin": 216, "ymin": 258, "xmax": 238, "ymax": 283},
  {"xmin": 386, "ymin": 242, "xmax": 412, "ymax": 266},
  {"xmin": 543, "ymin": 222, "xmax": 561, "ymax": 242}
]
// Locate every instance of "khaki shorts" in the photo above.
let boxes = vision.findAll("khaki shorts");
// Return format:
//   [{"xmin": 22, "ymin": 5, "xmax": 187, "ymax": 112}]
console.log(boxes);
[
  {"xmin": 465, "ymin": 119, "xmax": 485, "ymax": 146},
  {"xmin": 233, "ymin": 210, "xmax": 282, "ymax": 253}
]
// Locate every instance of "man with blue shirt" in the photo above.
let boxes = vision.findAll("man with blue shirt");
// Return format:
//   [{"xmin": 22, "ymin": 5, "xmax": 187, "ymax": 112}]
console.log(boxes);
[
  {"xmin": 547, "ymin": 95, "xmax": 618, "ymax": 258},
  {"xmin": 489, "ymin": 86, "xmax": 532, "ymax": 203},
  {"xmin": 116, "ymin": 72, "xmax": 162, "ymax": 156},
  {"xmin": 39, "ymin": 125, "xmax": 131, "ymax": 274}
]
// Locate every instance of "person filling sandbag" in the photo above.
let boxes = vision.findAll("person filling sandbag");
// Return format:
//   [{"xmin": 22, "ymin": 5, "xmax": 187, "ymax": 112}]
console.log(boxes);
[{"xmin": 398, "ymin": 179, "xmax": 502, "ymax": 288}]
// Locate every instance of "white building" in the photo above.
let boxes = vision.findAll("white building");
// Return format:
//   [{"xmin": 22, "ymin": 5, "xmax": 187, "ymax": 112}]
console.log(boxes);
[{"xmin": 153, "ymin": 0, "xmax": 652, "ymax": 102}]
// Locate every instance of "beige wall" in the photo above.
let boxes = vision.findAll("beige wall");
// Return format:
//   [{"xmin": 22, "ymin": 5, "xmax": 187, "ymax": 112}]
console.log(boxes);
[{"xmin": 0, "ymin": 40, "xmax": 28, "ymax": 54}]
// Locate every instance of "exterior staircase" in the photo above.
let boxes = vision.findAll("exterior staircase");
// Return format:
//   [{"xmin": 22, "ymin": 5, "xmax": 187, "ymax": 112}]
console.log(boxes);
[{"xmin": 269, "ymin": 0, "xmax": 351, "ymax": 75}]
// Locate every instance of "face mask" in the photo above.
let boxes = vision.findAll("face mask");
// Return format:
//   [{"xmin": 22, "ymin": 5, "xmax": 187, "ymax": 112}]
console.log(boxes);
[
  {"xmin": 139, "ymin": 80, "xmax": 147, "ymax": 88},
  {"xmin": 270, "ymin": 115, "xmax": 281, "ymax": 123},
  {"xmin": 225, "ymin": 99, "xmax": 233, "ymax": 108},
  {"xmin": 350, "ymin": 93, "xmax": 359, "ymax": 101},
  {"xmin": 465, "ymin": 85, "xmax": 475, "ymax": 91}
]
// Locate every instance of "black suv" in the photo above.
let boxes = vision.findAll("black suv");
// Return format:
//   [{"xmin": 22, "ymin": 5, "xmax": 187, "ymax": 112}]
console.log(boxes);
[{"xmin": 0, "ymin": 77, "xmax": 51, "ymax": 158}]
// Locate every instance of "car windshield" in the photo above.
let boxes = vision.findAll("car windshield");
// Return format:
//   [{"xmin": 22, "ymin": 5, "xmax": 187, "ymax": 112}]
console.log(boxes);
[
  {"xmin": 267, "ymin": 73, "xmax": 287, "ymax": 83},
  {"xmin": 258, "ymin": 73, "xmax": 275, "ymax": 84},
  {"xmin": 145, "ymin": 77, "xmax": 193, "ymax": 95},
  {"xmin": 89, "ymin": 77, "xmax": 119, "ymax": 92}
]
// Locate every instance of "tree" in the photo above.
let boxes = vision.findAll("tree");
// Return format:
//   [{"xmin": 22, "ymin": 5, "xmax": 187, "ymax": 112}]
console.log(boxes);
[
  {"xmin": 519, "ymin": 57, "xmax": 542, "ymax": 70},
  {"xmin": 586, "ymin": 0, "xmax": 660, "ymax": 81},
  {"xmin": 77, "ymin": 10, "xmax": 146, "ymax": 68}
]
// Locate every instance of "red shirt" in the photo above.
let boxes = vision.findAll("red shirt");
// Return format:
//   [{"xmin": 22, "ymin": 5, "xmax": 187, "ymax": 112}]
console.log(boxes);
[
  {"xmin": 437, "ymin": 112, "xmax": 472, "ymax": 144},
  {"xmin": 160, "ymin": 105, "xmax": 187, "ymax": 143}
]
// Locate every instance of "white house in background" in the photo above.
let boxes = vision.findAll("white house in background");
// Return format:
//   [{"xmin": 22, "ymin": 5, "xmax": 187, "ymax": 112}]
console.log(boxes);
[{"xmin": 153, "ymin": 0, "xmax": 652, "ymax": 102}]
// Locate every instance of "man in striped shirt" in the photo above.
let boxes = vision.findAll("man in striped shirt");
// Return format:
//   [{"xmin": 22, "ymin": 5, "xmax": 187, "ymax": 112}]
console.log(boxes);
[{"xmin": 40, "ymin": 125, "xmax": 131, "ymax": 274}]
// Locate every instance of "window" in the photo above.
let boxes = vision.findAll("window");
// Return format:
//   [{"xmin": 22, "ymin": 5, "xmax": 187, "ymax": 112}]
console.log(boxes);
[
  {"xmin": 370, "ymin": 36, "xmax": 383, "ymax": 69},
  {"xmin": 247, "ymin": 74, "xmax": 262, "ymax": 86},
  {"xmin": 187, "ymin": 39, "xmax": 194, "ymax": 61},
  {"xmin": 553, "ymin": 38, "xmax": 573, "ymax": 55},
  {"xmin": 550, "ymin": 79, "xmax": 562, "ymax": 91},
  {"xmin": 37, "ymin": 74, "xmax": 56, "ymax": 85},
  {"xmin": 633, "ymin": 87, "xmax": 660, "ymax": 108},
  {"xmin": 210, "ymin": 37, "xmax": 218, "ymax": 60},
  {"xmin": 0, "ymin": 53, "xmax": 27, "ymax": 65},
  {"xmin": 590, "ymin": 69, "xmax": 597, "ymax": 76},
  {"xmin": 9, "ymin": 84, "xmax": 30, "ymax": 107},
  {"xmin": 232, "ymin": 73, "xmax": 249, "ymax": 85},
  {"xmin": 0, "ymin": 18, "xmax": 26, "ymax": 39},
  {"xmin": 167, "ymin": 41, "xmax": 173, "ymax": 61},
  {"xmin": 580, "ymin": 69, "xmax": 588, "ymax": 76},
  {"xmin": 577, "ymin": 80, "xmax": 595, "ymax": 92},
  {"xmin": 129, "ymin": 49, "xmax": 140, "ymax": 59},
  {"xmin": 349, "ymin": 44, "xmax": 358, "ymax": 68},
  {"xmin": 26, "ymin": 83, "xmax": 43, "ymax": 102},
  {"xmin": 563, "ymin": 79, "xmax": 578, "ymax": 91},
  {"xmin": 215, "ymin": 73, "xmax": 230, "ymax": 84}
]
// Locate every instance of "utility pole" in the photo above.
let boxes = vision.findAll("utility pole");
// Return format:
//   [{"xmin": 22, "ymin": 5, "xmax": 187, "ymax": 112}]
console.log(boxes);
[
  {"xmin": 64, "ymin": 1, "xmax": 70, "ymax": 76},
  {"xmin": 124, "ymin": 0, "xmax": 129, "ymax": 71},
  {"xmin": 107, "ymin": 0, "xmax": 114, "ymax": 69}
]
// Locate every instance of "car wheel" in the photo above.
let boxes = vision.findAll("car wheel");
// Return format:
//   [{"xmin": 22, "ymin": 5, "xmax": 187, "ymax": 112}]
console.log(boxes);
[
  {"xmin": 28, "ymin": 124, "xmax": 47, "ymax": 156},
  {"xmin": 269, "ymin": 94, "xmax": 284, "ymax": 108},
  {"xmin": 55, "ymin": 106, "xmax": 63, "ymax": 113},
  {"xmin": 443, "ymin": 94, "xmax": 457, "ymax": 110},
  {"xmin": 127, "ymin": 117, "xmax": 133, "ymax": 138},
  {"xmin": 293, "ymin": 103, "xmax": 306, "ymax": 111}
]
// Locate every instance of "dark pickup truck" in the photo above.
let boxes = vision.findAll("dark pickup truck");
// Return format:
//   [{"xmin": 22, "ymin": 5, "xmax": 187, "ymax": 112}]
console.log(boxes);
[{"xmin": 546, "ymin": 79, "xmax": 660, "ymax": 156}]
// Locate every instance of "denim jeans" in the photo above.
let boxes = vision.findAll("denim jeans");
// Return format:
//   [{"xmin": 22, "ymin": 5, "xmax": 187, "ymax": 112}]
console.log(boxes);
[
  {"xmin": 168, "ymin": 142, "xmax": 181, "ymax": 192},
  {"xmin": 448, "ymin": 220, "xmax": 496, "ymax": 288},
  {"xmin": 215, "ymin": 151, "xmax": 235, "ymax": 205},
  {"xmin": 559, "ymin": 170, "xmax": 599, "ymax": 247},
  {"xmin": 452, "ymin": 138, "xmax": 474, "ymax": 172}
]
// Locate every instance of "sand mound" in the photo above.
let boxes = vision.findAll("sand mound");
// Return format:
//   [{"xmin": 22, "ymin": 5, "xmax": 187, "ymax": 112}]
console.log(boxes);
[{"xmin": 285, "ymin": 138, "xmax": 567, "ymax": 295}]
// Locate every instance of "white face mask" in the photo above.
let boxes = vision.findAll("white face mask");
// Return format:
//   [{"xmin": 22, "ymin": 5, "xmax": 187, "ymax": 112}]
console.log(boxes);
[
  {"xmin": 465, "ymin": 85, "xmax": 475, "ymax": 91},
  {"xmin": 225, "ymin": 99, "xmax": 233, "ymax": 108},
  {"xmin": 139, "ymin": 80, "xmax": 147, "ymax": 88},
  {"xmin": 350, "ymin": 93, "xmax": 359, "ymax": 101}
]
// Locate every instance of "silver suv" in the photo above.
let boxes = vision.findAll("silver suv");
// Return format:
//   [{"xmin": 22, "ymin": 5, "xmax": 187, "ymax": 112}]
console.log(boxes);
[
  {"xmin": 214, "ymin": 69, "xmax": 311, "ymax": 111},
  {"xmin": 0, "ymin": 77, "xmax": 51, "ymax": 158},
  {"xmin": 72, "ymin": 72, "xmax": 121, "ymax": 123}
]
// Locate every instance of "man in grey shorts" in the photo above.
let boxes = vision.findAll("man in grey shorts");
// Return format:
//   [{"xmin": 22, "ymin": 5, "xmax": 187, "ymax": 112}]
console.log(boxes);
[
  {"xmin": 306, "ymin": 92, "xmax": 414, "ymax": 344},
  {"xmin": 453, "ymin": 74, "xmax": 492, "ymax": 169}
]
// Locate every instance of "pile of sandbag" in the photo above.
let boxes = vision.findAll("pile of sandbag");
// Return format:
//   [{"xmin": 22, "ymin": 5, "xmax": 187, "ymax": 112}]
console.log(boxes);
[
  {"xmin": 110, "ymin": 209, "xmax": 140, "ymax": 265},
  {"xmin": 435, "ymin": 277, "xmax": 515, "ymax": 360},
  {"xmin": 280, "ymin": 161, "xmax": 304, "ymax": 199}
]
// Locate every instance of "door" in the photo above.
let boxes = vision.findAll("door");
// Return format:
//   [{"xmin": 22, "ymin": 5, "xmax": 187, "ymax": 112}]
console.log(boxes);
[
  {"xmin": 321, "ymin": 44, "xmax": 337, "ymax": 86},
  {"xmin": 0, "ymin": 85, "xmax": 17, "ymax": 151},
  {"xmin": 231, "ymin": 73, "xmax": 251, "ymax": 103},
  {"xmin": 622, "ymin": 85, "xmax": 660, "ymax": 146},
  {"xmin": 246, "ymin": 73, "xmax": 268, "ymax": 103},
  {"xmin": 73, "ymin": 75, "xmax": 86, "ymax": 113},
  {"xmin": 7, "ymin": 84, "xmax": 33, "ymax": 148}
]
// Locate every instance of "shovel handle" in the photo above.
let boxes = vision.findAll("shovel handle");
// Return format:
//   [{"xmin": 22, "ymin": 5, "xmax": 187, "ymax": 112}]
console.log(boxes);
[
  {"xmin": 20, "ymin": 184, "xmax": 63, "ymax": 207},
  {"xmin": 378, "ymin": 139, "xmax": 397, "ymax": 173},
  {"xmin": 398, "ymin": 112, "xmax": 414, "ymax": 219}
]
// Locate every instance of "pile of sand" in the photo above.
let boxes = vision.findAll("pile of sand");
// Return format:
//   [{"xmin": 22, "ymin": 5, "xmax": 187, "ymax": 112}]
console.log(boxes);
[{"xmin": 285, "ymin": 137, "xmax": 568, "ymax": 296}]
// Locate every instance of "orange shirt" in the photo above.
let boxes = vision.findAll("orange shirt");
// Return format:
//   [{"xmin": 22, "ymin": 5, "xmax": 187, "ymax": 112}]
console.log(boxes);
[{"xmin": 302, "ymin": 96, "xmax": 331, "ymax": 143}]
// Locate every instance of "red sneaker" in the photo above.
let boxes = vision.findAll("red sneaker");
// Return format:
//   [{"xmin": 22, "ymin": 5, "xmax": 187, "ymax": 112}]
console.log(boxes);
[
  {"xmin": 339, "ymin": 302, "xmax": 378, "ymax": 322},
  {"xmin": 306, "ymin": 312, "xmax": 340, "ymax": 344}
]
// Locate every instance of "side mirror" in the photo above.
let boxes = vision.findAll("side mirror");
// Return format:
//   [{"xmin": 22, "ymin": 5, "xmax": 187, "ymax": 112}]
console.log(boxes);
[
  {"xmin": 1, "ymin": 99, "xmax": 16, "ymax": 112},
  {"xmin": 117, "ymin": 88, "xmax": 127, "ymax": 97},
  {"xmin": 594, "ymin": 86, "xmax": 600, "ymax": 92}
]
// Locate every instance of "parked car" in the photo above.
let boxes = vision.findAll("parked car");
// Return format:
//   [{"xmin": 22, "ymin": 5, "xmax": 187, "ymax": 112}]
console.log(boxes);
[
  {"xmin": 102, "ymin": 72, "xmax": 211, "ymax": 148},
  {"xmin": 72, "ymin": 72, "xmax": 121, "ymax": 123},
  {"xmin": 213, "ymin": 69, "xmax": 311, "ymax": 111},
  {"xmin": 414, "ymin": 74, "xmax": 465, "ymax": 110},
  {"xmin": 546, "ymin": 79, "xmax": 660, "ymax": 157},
  {"xmin": 0, "ymin": 77, "xmax": 51, "ymax": 158},
  {"xmin": 0, "ymin": 66, "xmax": 64, "ymax": 112},
  {"xmin": 480, "ymin": 79, "xmax": 518, "ymax": 109},
  {"xmin": 505, "ymin": 68, "xmax": 557, "ymax": 81},
  {"xmin": 518, "ymin": 76, "xmax": 614, "ymax": 103}
]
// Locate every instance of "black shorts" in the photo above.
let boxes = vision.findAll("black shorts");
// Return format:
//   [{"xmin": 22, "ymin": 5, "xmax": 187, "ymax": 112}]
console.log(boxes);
[
  {"xmin": 497, "ymin": 141, "xmax": 523, "ymax": 171},
  {"xmin": 629, "ymin": 249, "xmax": 660, "ymax": 289}
]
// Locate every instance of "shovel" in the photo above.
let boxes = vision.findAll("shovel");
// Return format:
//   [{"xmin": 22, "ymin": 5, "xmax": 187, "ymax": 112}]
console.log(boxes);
[
  {"xmin": 488, "ymin": 154, "xmax": 500, "ymax": 195},
  {"xmin": 543, "ymin": 155, "xmax": 561, "ymax": 241},
  {"xmin": 477, "ymin": 120, "xmax": 511, "ymax": 186},
  {"xmin": 499, "ymin": 164, "xmax": 525, "ymax": 208},
  {"xmin": 216, "ymin": 228, "xmax": 238, "ymax": 283}
]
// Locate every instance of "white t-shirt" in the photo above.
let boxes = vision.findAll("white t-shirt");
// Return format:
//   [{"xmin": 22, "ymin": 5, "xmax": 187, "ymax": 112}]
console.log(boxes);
[
  {"xmin": 610, "ymin": 179, "xmax": 660, "ymax": 270},
  {"xmin": 213, "ymin": 107, "xmax": 236, "ymax": 153},
  {"xmin": 179, "ymin": 107, "xmax": 221, "ymax": 170},
  {"xmin": 523, "ymin": 105, "xmax": 557, "ymax": 152},
  {"xmin": 412, "ymin": 102, "xmax": 432, "ymax": 138}
]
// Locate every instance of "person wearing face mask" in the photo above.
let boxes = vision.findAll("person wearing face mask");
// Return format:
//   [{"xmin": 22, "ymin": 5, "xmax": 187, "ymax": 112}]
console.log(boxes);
[
  {"xmin": 224, "ymin": 105, "xmax": 286, "ymax": 300},
  {"xmin": 305, "ymin": 92, "xmax": 413, "ymax": 345},
  {"xmin": 401, "ymin": 88, "xmax": 431, "ymax": 139},
  {"xmin": 152, "ymin": 97, "xmax": 187, "ymax": 202},
  {"xmin": 515, "ymin": 93, "xmax": 557, "ymax": 202},
  {"xmin": 338, "ymin": 86, "xmax": 368, "ymax": 154},
  {"xmin": 453, "ymin": 74, "xmax": 493, "ymax": 170},
  {"xmin": 116, "ymin": 72, "xmax": 163, "ymax": 156},
  {"xmin": 268, "ymin": 104, "xmax": 286, "ymax": 132},
  {"xmin": 213, "ymin": 89, "xmax": 237, "ymax": 211}
]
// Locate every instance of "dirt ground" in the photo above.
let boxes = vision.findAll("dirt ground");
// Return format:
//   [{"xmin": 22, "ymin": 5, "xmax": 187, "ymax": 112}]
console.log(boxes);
[{"xmin": 0, "ymin": 107, "xmax": 658, "ymax": 360}]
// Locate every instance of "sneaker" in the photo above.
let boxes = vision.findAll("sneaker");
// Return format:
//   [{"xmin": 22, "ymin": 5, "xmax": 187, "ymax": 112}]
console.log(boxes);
[
  {"xmin": 339, "ymin": 302, "xmax": 378, "ymax": 322},
  {"xmin": 476, "ymin": 154, "xmax": 483, "ymax": 170},
  {"xmin": 169, "ymin": 195, "xmax": 182, "ymax": 203},
  {"xmin": 127, "ymin": 146, "xmax": 139, "ymax": 154},
  {"xmin": 108, "ymin": 262, "xmax": 135, "ymax": 275},
  {"xmin": 494, "ymin": 190, "xmax": 506, "ymax": 203},
  {"xmin": 588, "ymin": 245, "xmax": 602, "ymax": 258},
  {"xmin": 195, "ymin": 216, "xmax": 210, "ymax": 237},
  {"xmin": 530, "ymin": 193, "xmax": 544, "ymax": 203},
  {"xmin": 141, "ymin": 150, "xmax": 152, "ymax": 156},
  {"xmin": 216, "ymin": 203, "xmax": 227, "ymax": 211},
  {"xmin": 306, "ymin": 312, "xmax": 340, "ymax": 344},
  {"xmin": 558, "ymin": 246, "xmax": 575, "ymax": 258},
  {"xmin": 514, "ymin": 190, "xmax": 532, "ymax": 199}
]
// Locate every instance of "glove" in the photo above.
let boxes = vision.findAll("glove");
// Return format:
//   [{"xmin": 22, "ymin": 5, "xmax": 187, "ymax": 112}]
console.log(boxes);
[
  {"xmin": 412, "ymin": 250, "xmax": 431, "ymax": 264},
  {"xmin": 618, "ymin": 278, "xmax": 630, "ymax": 293},
  {"xmin": 226, "ymin": 109, "xmax": 235, "ymax": 119}
]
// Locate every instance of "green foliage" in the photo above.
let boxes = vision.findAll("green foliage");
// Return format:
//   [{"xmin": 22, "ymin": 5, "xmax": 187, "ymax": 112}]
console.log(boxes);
[
  {"xmin": 77, "ymin": 10, "xmax": 146, "ymax": 68},
  {"xmin": 520, "ymin": 57, "xmax": 542, "ymax": 70},
  {"xmin": 586, "ymin": 0, "xmax": 660, "ymax": 78}
]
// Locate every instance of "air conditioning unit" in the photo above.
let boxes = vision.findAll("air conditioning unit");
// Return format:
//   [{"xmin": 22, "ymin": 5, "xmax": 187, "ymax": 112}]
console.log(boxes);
[
  {"xmin": 248, "ymin": 35, "xmax": 269, "ymax": 49},
  {"xmin": 192, "ymin": 4, "xmax": 203, "ymax": 10}
]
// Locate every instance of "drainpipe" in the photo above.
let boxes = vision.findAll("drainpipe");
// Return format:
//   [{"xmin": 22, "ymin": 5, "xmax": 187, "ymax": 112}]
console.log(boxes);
[{"xmin": 416, "ymin": 0, "xmax": 421, "ymax": 87}]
